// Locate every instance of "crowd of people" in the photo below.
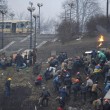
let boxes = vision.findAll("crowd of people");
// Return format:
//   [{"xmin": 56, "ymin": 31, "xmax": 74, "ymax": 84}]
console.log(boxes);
[
  {"xmin": 35, "ymin": 50, "xmax": 110, "ymax": 110},
  {"xmin": 3, "ymin": 49, "xmax": 110, "ymax": 110}
]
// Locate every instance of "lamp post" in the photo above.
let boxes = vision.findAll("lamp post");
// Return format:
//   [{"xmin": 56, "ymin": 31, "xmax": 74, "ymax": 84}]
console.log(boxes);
[
  {"xmin": 0, "ymin": 10, "xmax": 7, "ymax": 49},
  {"xmin": 107, "ymin": 0, "xmax": 109, "ymax": 31},
  {"xmin": 37, "ymin": 3, "xmax": 43, "ymax": 34},
  {"xmin": 27, "ymin": 1, "xmax": 35, "ymax": 49},
  {"xmin": 33, "ymin": 14, "xmax": 37, "ymax": 48}
]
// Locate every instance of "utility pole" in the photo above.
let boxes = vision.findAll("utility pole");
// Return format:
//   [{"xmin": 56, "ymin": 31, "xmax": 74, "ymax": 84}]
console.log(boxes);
[
  {"xmin": 33, "ymin": 14, "xmax": 37, "ymax": 48},
  {"xmin": 107, "ymin": 0, "xmax": 109, "ymax": 31},
  {"xmin": 0, "ymin": 10, "xmax": 7, "ymax": 49},
  {"xmin": 27, "ymin": 1, "xmax": 35, "ymax": 49},
  {"xmin": 37, "ymin": 3, "xmax": 43, "ymax": 34}
]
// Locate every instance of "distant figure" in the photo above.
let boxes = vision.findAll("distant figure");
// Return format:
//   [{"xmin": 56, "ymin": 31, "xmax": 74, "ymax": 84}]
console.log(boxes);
[
  {"xmin": 5, "ymin": 77, "xmax": 12, "ymax": 96},
  {"xmin": 32, "ymin": 48, "xmax": 37, "ymax": 65},
  {"xmin": 35, "ymin": 74, "xmax": 43, "ymax": 86},
  {"xmin": 39, "ymin": 87, "xmax": 50, "ymax": 107}
]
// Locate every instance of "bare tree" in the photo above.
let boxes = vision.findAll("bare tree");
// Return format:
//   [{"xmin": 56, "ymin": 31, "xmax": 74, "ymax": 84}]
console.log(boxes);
[
  {"xmin": 61, "ymin": 0, "xmax": 101, "ymax": 35},
  {"xmin": 0, "ymin": 0, "xmax": 8, "ymax": 20}
]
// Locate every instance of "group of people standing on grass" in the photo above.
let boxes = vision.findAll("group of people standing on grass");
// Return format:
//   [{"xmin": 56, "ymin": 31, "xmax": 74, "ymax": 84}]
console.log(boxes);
[
  {"xmin": 0, "ymin": 53, "xmax": 13, "ymax": 69},
  {"xmin": 0, "ymin": 48, "xmax": 37, "ymax": 71},
  {"xmin": 35, "ymin": 49, "xmax": 110, "ymax": 110}
]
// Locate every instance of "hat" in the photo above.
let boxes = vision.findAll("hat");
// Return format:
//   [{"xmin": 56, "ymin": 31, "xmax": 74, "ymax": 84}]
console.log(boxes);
[{"xmin": 8, "ymin": 78, "xmax": 12, "ymax": 81}]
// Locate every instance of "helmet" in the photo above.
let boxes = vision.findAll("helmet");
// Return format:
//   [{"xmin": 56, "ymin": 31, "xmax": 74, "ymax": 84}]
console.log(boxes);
[{"xmin": 8, "ymin": 78, "xmax": 12, "ymax": 81}]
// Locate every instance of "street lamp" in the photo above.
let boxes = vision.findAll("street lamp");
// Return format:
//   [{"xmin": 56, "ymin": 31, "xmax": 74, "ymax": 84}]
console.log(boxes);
[
  {"xmin": 0, "ymin": 9, "xmax": 7, "ymax": 49},
  {"xmin": 106, "ymin": 0, "xmax": 109, "ymax": 31},
  {"xmin": 37, "ymin": 3, "xmax": 43, "ymax": 34},
  {"xmin": 33, "ymin": 14, "xmax": 37, "ymax": 48},
  {"xmin": 27, "ymin": 1, "xmax": 35, "ymax": 49}
]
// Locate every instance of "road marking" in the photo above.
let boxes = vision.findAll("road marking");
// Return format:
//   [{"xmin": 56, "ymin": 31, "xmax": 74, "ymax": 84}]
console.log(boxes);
[
  {"xmin": 17, "ymin": 48, "xmax": 23, "ymax": 52},
  {"xmin": 0, "ymin": 41, "xmax": 15, "ymax": 52},
  {"xmin": 20, "ymin": 33, "xmax": 34, "ymax": 43},
  {"xmin": 0, "ymin": 49, "xmax": 3, "ymax": 52},
  {"xmin": 36, "ymin": 41, "xmax": 47, "ymax": 48},
  {"xmin": 3, "ymin": 41, "xmax": 15, "ymax": 50}
]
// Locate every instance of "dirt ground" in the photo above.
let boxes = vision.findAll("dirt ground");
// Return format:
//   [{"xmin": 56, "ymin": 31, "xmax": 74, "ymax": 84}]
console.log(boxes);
[{"xmin": 0, "ymin": 37, "xmax": 109, "ymax": 110}]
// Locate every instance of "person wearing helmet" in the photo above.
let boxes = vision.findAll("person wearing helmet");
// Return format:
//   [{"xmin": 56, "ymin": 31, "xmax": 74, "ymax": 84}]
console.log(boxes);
[{"xmin": 5, "ymin": 77, "xmax": 12, "ymax": 96}]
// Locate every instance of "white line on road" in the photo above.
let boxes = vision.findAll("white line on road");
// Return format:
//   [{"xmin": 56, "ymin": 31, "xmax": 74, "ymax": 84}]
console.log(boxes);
[
  {"xmin": 20, "ymin": 33, "xmax": 34, "ymax": 43},
  {"xmin": 17, "ymin": 48, "xmax": 23, "ymax": 52},
  {"xmin": 36, "ymin": 41, "xmax": 47, "ymax": 48},
  {"xmin": 0, "ymin": 41, "xmax": 15, "ymax": 52},
  {"xmin": 3, "ymin": 41, "xmax": 16, "ymax": 50},
  {"xmin": 0, "ymin": 49, "xmax": 3, "ymax": 52}
]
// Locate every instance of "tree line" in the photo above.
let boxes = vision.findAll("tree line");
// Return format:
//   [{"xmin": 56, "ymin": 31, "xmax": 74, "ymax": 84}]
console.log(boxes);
[{"xmin": 57, "ymin": 0, "xmax": 109, "ymax": 43}]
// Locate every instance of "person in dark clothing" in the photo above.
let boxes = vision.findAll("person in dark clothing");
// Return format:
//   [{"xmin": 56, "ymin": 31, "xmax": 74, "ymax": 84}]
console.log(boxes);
[
  {"xmin": 39, "ymin": 87, "xmax": 50, "ymax": 107},
  {"xmin": 44, "ymin": 68, "xmax": 53, "ymax": 81},
  {"xmin": 28, "ymin": 51, "xmax": 33, "ymax": 66},
  {"xmin": 32, "ymin": 48, "xmax": 37, "ymax": 65},
  {"xmin": 59, "ymin": 86, "xmax": 68, "ymax": 101},
  {"xmin": 103, "ymin": 99, "xmax": 110, "ymax": 110},
  {"xmin": 53, "ymin": 75, "xmax": 62, "ymax": 91},
  {"xmin": 15, "ymin": 53, "xmax": 24, "ymax": 71},
  {"xmin": 91, "ymin": 50, "xmax": 97, "ymax": 59},
  {"xmin": 5, "ymin": 78, "xmax": 12, "ymax": 96},
  {"xmin": 102, "ymin": 63, "xmax": 110, "ymax": 79},
  {"xmin": 80, "ymin": 83, "xmax": 87, "ymax": 102},
  {"xmin": 71, "ymin": 79, "xmax": 81, "ymax": 101},
  {"xmin": 56, "ymin": 96, "xmax": 65, "ymax": 109},
  {"xmin": 23, "ymin": 55, "xmax": 28, "ymax": 67}
]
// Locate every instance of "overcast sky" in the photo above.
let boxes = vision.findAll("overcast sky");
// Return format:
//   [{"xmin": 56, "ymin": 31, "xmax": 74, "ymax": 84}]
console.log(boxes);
[
  {"xmin": 8, "ymin": 0, "xmax": 65, "ymax": 20},
  {"xmin": 8, "ymin": 0, "xmax": 108, "ymax": 20}
]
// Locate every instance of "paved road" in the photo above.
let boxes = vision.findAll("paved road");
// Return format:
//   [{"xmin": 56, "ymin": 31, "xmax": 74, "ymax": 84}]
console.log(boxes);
[{"xmin": 0, "ymin": 34, "xmax": 56, "ymax": 54}]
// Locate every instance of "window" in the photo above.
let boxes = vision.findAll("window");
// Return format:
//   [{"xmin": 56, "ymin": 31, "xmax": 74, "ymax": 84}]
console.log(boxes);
[{"xmin": 5, "ymin": 22, "xmax": 11, "ymax": 29}]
